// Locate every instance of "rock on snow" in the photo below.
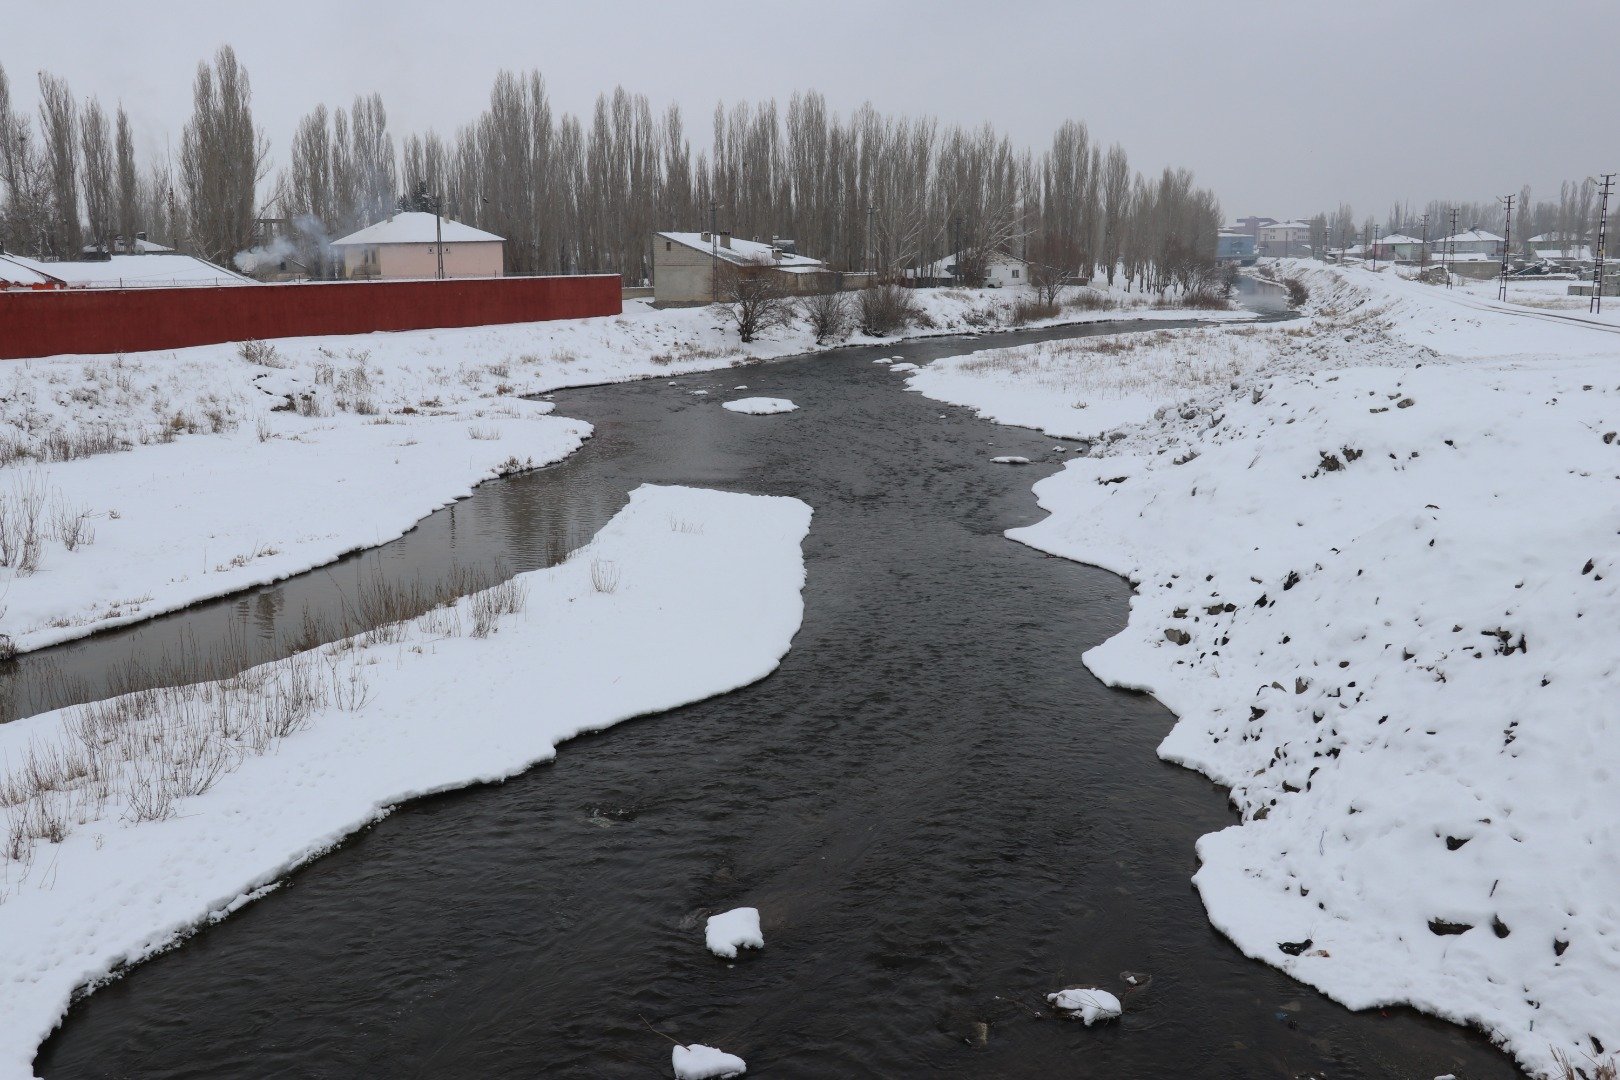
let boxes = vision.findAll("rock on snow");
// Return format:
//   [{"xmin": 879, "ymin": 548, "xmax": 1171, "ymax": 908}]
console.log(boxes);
[
  {"xmin": 721, "ymin": 397, "xmax": 797, "ymax": 415},
  {"xmin": 704, "ymin": 907, "xmax": 764, "ymax": 959},
  {"xmin": 673, "ymin": 1043, "xmax": 746, "ymax": 1079}
]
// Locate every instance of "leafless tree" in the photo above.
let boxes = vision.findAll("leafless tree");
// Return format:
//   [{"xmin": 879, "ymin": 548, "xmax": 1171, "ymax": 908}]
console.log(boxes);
[
  {"xmin": 719, "ymin": 256, "xmax": 794, "ymax": 343},
  {"xmin": 180, "ymin": 45, "xmax": 268, "ymax": 264},
  {"xmin": 115, "ymin": 106, "xmax": 139, "ymax": 250},
  {"xmin": 799, "ymin": 288, "xmax": 852, "ymax": 344},
  {"xmin": 79, "ymin": 98, "xmax": 115, "ymax": 252},
  {"xmin": 37, "ymin": 73, "xmax": 81, "ymax": 257},
  {"xmin": 1025, "ymin": 233, "xmax": 1079, "ymax": 306}
]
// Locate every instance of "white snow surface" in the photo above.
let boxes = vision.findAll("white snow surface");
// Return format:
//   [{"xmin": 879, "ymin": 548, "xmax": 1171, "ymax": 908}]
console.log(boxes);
[
  {"xmin": 721, "ymin": 397, "xmax": 797, "ymax": 415},
  {"xmin": 704, "ymin": 906, "xmax": 764, "ymax": 959},
  {"xmin": 912, "ymin": 261, "xmax": 1620, "ymax": 1078},
  {"xmin": 0, "ymin": 484, "xmax": 810, "ymax": 1080},
  {"xmin": 990, "ymin": 456, "xmax": 1031, "ymax": 465},
  {"xmin": 672, "ymin": 1043, "xmax": 747, "ymax": 1079},
  {"xmin": 0, "ymin": 291, "xmax": 1226, "ymax": 655},
  {"xmin": 1046, "ymin": 988, "xmax": 1123, "ymax": 1025}
]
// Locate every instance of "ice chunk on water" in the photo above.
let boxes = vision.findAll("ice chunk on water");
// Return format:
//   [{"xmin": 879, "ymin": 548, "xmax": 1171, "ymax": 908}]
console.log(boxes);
[
  {"xmin": 673, "ymin": 1043, "xmax": 746, "ymax": 1079},
  {"xmin": 705, "ymin": 907, "xmax": 763, "ymax": 958},
  {"xmin": 1046, "ymin": 987, "xmax": 1122, "ymax": 1025}
]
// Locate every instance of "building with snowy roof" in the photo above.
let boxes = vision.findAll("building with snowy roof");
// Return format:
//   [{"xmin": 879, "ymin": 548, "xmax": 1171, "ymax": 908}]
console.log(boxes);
[
  {"xmin": 0, "ymin": 254, "xmax": 66, "ymax": 290},
  {"xmin": 329, "ymin": 211, "xmax": 505, "ymax": 280},
  {"xmin": 1369, "ymin": 233, "xmax": 1426, "ymax": 261},
  {"xmin": 1527, "ymin": 233, "xmax": 1596, "ymax": 266},
  {"xmin": 2, "ymin": 251, "xmax": 251, "ymax": 289},
  {"xmin": 1257, "ymin": 220, "xmax": 1313, "ymax": 257},
  {"xmin": 652, "ymin": 231, "xmax": 830, "ymax": 305},
  {"xmin": 905, "ymin": 248, "xmax": 1031, "ymax": 287},
  {"xmin": 1433, "ymin": 229, "xmax": 1504, "ymax": 257}
]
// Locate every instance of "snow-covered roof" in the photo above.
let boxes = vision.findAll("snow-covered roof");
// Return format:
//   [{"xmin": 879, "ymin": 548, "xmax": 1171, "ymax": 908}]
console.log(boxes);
[
  {"xmin": 330, "ymin": 212, "xmax": 505, "ymax": 247},
  {"xmin": 0, "ymin": 254, "xmax": 64, "ymax": 287},
  {"xmin": 5, "ymin": 252, "xmax": 254, "ymax": 288},
  {"xmin": 1434, "ymin": 229, "xmax": 1503, "ymax": 245},
  {"xmin": 1373, "ymin": 234, "xmax": 1424, "ymax": 246},
  {"xmin": 658, "ymin": 232, "xmax": 825, "ymax": 271},
  {"xmin": 82, "ymin": 238, "xmax": 173, "ymax": 255},
  {"xmin": 1260, "ymin": 220, "xmax": 1312, "ymax": 232}
]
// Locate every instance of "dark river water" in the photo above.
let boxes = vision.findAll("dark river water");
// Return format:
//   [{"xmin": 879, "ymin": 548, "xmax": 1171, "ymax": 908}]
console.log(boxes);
[{"xmin": 31, "ymin": 290, "xmax": 1521, "ymax": 1079}]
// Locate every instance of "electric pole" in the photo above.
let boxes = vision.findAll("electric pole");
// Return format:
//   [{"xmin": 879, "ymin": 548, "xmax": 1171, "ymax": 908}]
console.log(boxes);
[
  {"xmin": 1419, "ymin": 212, "xmax": 1429, "ymax": 271},
  {"xmin": 1446, "ymin": 207, "xmax": 1459, "ymax": 289},
  {"xmin": 866, "ymin": 203, "xmax": 874, "ymax": 276},
  {"xmin": 1592, "ymin": 173, "xmax": 1614, "ymax": 315},
  {"xmin": 1372, "ymin": 223, "xmax": 1381, "ymax": 271},
  {"xmin": 709, "ymin": 201, "xmax": 718, "ymax": 304},
  {"xmin": 1498, "ymin": 193, "xmax": 1514, "ymax": 301}
]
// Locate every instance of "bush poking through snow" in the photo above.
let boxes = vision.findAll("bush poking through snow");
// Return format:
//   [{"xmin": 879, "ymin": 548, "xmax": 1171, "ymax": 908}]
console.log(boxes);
[
  {"xmin": 672, "ymin": 1044, "xmax": 746, "ymax": 1080},
  {"xmin": 468, "ymin": 577, "xmax": 527, "ymax": 638},
  {"xmin": 799, "ymin": 290, "xmax": 853, "ymax": 344},
  {"xmin": 1046, "ymin": 987, "xmax": 1122, "ymax": 1025},
  {"xmin": 704, "ymin": 907, "xmax": 763, "ymax": 958},
  {"xmin": 236, "ymin": 339, "xmax": 287, "ymax": 368},
  {"xmin": 858, "ymin": 282, "xmax": 920, "ymax": 336},
  {"xmin": 590, "ymin": 557, "xmax": 621, "ymax": 594}
]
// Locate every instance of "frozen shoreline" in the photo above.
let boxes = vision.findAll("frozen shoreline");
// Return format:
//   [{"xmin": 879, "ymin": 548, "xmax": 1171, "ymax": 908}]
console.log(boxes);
[
  {"xmin": 0, "ymin": 290, "xmax": 1246, "ymax": 657},
  {"xmin": 909, "ymin": 262, "xmax": 1620, "ymax": 1078},
  {"xmin": 0, "ymin": 484, "xmax": 811, "ymax": 1080}
]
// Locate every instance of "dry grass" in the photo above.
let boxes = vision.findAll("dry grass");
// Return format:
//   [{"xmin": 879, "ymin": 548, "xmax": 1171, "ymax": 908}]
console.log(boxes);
[
  {"xmin": 1, "ymin": 559, "xmax": 534, "ymax": 878},
  {"xmin": 590, "ymin": 557, "xmax": 621, "ymax": 594},
  {"xmin": 952, "ymin": 326, "xmax": 1268, "ymax": 401},
  {"xmin": 1552, "ymin": 1049, "xmax": 1619, "ymax": 1080},
  {"xmin": 237, "ymin": 339, "xmax": 288, "ymax": 368}
]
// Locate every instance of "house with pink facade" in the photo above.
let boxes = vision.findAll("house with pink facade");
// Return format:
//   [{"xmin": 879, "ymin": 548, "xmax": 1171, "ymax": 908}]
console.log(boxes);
[{"xmin": 329, "ymin": 212, "xmax": 505, "ymax": 280}]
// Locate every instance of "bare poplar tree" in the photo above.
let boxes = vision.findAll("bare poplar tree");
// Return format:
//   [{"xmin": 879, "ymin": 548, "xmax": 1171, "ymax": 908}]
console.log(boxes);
[
  {"xmin": 115, "ymin": 106, "xmax": 140, "ymax": 250},
  {"xmin": 179, "ymin": 45, "xmax": 268, "ymax": 263},
  {"xmin": 37, "ymin": 73, "xmax": 82, "ymax": 256},
  {"xmin": 80, "ymin": 98, "xmax": 115, "ymax": 252}
]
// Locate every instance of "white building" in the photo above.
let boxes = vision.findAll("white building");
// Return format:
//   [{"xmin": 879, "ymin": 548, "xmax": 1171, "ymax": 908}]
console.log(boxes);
[
  {"xmin": 329, "ymin": 212, "xmax": 506, "ymax": 280},
  {"xmin": 1432, "ymin": 229, "xmax": 1504, "ymax": 257},
  {"xmin": 908, "ymin": 249, "xmax": 1030, "ymax": 288},
  {"xmin": 1528, "ymin": 233, "xmax": 1596, "ymax": 265},
  {"xmin": 1258, "ymin": 220, "xmax": 1314, "ymax": 257}
]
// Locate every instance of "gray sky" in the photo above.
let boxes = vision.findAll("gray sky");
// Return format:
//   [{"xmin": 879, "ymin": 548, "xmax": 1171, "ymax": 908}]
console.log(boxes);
[{"xmin": 3, "ymin": 0, "xmax": 1612, "ymax": 221}]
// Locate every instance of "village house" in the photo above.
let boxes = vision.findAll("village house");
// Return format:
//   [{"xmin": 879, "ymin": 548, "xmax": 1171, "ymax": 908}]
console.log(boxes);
[
  {"xmin": 1527, "ymin": 233, "xmax": 1596, "ymax": 267},
  {"xmin": 1369, "ymin": 233, "xmax": 1426, "ymax": 262},
  {"xmin": 652, "ymin": 231, "xmax": 830, "ymax": 305},
  {"xmin": 1, "ymin": 250, "xmax": 251, "ymax": 288},
  {"xmin": 1432, "ymin": 228, "xmax": 1506, "ymax": 279},
  {"xmin": 329, "ymin": 212, "xmax": 505, "ymax": 280},
  {"xmin": 906, "ymin": 249, "xmax": 1030, "ymax": 288}
]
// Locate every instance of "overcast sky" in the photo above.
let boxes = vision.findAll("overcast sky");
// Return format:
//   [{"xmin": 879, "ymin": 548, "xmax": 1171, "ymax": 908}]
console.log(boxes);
[{"xmin": 3, "ymin": 0, "xmax": 1612, "ymax": 221}]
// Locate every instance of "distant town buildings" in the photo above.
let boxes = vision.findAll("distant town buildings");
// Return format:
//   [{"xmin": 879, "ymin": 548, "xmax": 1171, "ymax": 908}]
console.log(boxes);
[
  {"xmin": 1217, "ymin": 231, "xmax": 1257, "ymax": 265},
  {"xmin": 1256, "ymin": 220, "xmax": 1314, "ymax": 257}
]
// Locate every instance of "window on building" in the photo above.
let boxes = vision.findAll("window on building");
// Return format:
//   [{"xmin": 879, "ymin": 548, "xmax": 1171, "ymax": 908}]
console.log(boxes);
[
  {"xmin": 665, "ymin": 241, "xmax": 672, "ymax": 251},
  {"xmin": 1012, "ymin": 268, "xmax": 1020, "ymax": 278}
]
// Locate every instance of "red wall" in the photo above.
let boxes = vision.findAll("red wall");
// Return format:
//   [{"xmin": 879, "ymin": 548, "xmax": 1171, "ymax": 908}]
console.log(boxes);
[{"xmin": 0, "ymin": 275, "xmax": 622, "ymax": 360}]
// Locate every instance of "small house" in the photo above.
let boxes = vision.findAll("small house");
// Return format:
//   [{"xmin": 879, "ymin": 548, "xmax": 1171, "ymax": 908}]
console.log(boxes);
[
  {"xmin": 653, "ymin": 231, "xmax": 830, "ymax": 305},
  {"xmin": 1370, "ymin": 233, "xmax": 1426, "ymax": 262},
  {"xmin": 907, "ymin": 249, "xmax": 1030, "ymax": 288},
  {"xmin": 329, "ymin": 212, "xmax": 505, "ymax": 280}
]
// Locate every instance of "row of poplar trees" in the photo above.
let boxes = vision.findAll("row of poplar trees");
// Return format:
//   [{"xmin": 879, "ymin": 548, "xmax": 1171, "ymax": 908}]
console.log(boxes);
[{"xmin": 0, "ymin": 47, "xmax": 1222, "ymax": 291}]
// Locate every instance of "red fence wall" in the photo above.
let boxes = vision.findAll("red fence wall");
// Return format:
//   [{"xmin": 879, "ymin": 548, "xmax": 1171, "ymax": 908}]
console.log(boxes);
[{"xmin": 0, "ymin": 275, "xmax": 622, "ymax": 360}]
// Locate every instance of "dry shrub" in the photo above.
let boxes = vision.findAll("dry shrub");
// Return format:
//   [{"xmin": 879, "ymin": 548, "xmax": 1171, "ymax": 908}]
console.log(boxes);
[
  {"xmin": 800, "ymin": 290, "xmax": 853, "ymax": 344},
  {"xmin": 1011, "ymin": 299, "xmax": 1060, "ymax": 326},
  {"xmin": 237, "ymin": 339, "xmax": 288, "ymax": 368},
  {"xmin": 858, "ymin": 283, "xmax": 920, "ymax": 336}
]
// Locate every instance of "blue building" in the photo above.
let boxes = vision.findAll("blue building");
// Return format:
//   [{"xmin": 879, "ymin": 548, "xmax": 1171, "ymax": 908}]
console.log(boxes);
[{"xmin": 1217, "ymin": 231, "xmax": 1257, "ymax": 265}]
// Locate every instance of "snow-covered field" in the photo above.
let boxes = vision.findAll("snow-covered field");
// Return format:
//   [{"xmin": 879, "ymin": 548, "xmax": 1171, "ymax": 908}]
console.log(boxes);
[
  {"xmin": 0, "ymin": 484, "xmax": 810, "ymax": 1080},
  {"xmin": 0, "ymin": 288, "xmax": 1239, "ymax": 656},
  {"xmin": 909, "ymin": 262, "xmax": 1620, "ymax": 1078}
]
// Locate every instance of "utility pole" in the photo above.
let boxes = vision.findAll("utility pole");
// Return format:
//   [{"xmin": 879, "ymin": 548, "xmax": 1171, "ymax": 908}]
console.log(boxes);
[
  {"xmin": 709, "ymin": 201, "xmax": 718, "ymax": 304},
  {"xmin": 1446, "ymin": 207, "xmax": 1459, "ymax": 289},
  {"xmin": 1419, "ymin": 212, "xmax": 1429, "ymax": 271},
  {"xmin": 433, "ymin": 186, "xmax": 445, "ymax": 281},
  {"xmin": 1372, "ymin": 223, "xmax": 1381, "ymax": 271},
  {"xmin": 1498, "ymin": 193, "xmax": 1514, "ymax": 301},
  {"xmin": 1591, "ymin": 173, "xmax": 1614, "ymax": 315}
]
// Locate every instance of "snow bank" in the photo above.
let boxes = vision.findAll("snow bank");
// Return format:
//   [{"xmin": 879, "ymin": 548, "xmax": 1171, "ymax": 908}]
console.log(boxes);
[
  {"xmin": 672, "ymin": 1043, "xmax": 746, "ymax": 1079},
  {"xmin": 1046, "ymin": 988, "xmax": 1122, "ymax": 1025},
  {"xmin": 919, "ymin": 262, "xmax": 1620, "ymax": 1077},
  {"xmin": 990, "ymin": 456, "xmax": 1030, "ymax": 465},
  {"xmin": 0, "ymin": 484, "xmax": 811, "ymax": 1080},
  {"xmin": 704, "ymin": 907, "xmax": 764, "ymax": 959}
]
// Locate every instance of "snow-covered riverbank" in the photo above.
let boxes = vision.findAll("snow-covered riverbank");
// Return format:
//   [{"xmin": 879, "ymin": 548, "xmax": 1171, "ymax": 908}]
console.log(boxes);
[
  {"xmin": 0, "ymin": 484, "xmax": 811, "ymax": 1080},
  {"xmin": 909, "ymin": 262, "xmax": 1620, "ymax": 1079},
  {"xmin": 0, "ymin": 289, "xmax": 1241, "ymax": 656}
]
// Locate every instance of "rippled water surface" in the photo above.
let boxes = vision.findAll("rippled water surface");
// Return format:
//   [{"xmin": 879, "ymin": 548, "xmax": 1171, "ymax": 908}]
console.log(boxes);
[{"xmin": 34, "ymin": 295, "xmax": 1520, "ymax": 1078}]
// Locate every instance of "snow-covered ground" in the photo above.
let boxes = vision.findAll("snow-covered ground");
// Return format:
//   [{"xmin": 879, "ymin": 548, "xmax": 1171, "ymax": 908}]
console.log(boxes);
[
  {"xmin": 909, "ymin": 261, "xmax": 1620, "ymax": 1078},
  {"xmin": 0, "ymin": 289, "xmax": 1241, "ymax": 656},
  {"xmin": 0, "ymin": 484, "xmax": 810, "ymax": 1080}
]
